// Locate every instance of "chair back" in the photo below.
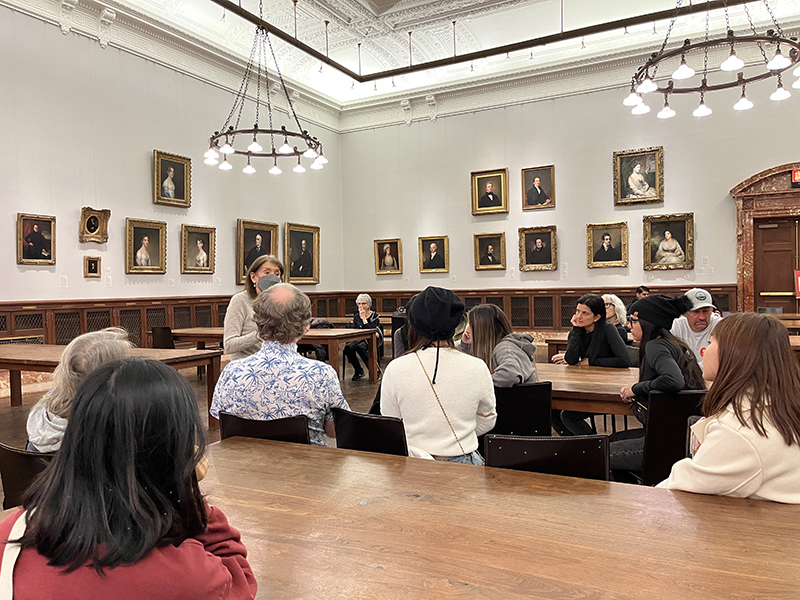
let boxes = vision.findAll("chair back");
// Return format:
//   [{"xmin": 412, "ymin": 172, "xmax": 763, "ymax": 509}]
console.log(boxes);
[
  {"xmin": 491, "ymin": 382, "xmax": 553, "ymax": 436},
  {"xmin": 218, "ymin": 412, "xmax": 310, "ymax": 444},
  {"xmin": 641, "ymin": 390, "xmax": 706, "ymax": 486},
  {"xmin": 151, "ymin": 326, "xmax": 175, "ymax": 349},
  {"xmin": 626, "ymin": 345, "xmax": 640, "ymax": 367},
  {"xmin": 485, "ymin": 434, "xmax": 609, "ymax": 481},
  {"xmin": 0, "ymin": 442, "xmax": 56, "ymax": 509},
  {"xmin": 332, "ymin": 407, "xmax": 408, "ymax": 456}
]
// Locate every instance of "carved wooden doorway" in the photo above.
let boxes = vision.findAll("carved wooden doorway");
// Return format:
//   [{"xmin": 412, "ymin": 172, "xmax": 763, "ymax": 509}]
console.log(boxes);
[{"xmin": 730, "ymin": 163, "xmax": 800, "ymax": 312}]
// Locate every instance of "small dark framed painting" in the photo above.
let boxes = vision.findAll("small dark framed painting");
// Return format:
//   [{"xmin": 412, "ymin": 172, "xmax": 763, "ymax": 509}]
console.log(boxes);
[
  {"xmin": 181, "ymin": 224, "xmax": 216, "ymax": 274},
  {"xmin": 237, "ymin": 219, "xmax": 279, "ymax": 285},
  {"xmin": 84, "ymin": 256, "xmax": 101, "ymax": 278},
  {"xmin": 154, "ymin": 150, "xmax": 191, "ymax": 208},
  {"xmin": 519, "ymin": 226, "xmax": 557, "ymax": 271},
  {"xmin": 126, "ymin": 218, "xmax": 167, "ymax": 274},
  {"xmin": 17, "ymin": 213, "xmax": 56, "ymax": 265},
  {"xmin": 374, "ymin": 238, "xmax": 403, "ymax": 275},
  {"xmin": 471, "ymin": 168, "xmax": 509, "ymax": 215},
  {"xmin": 285, "ymin": 223, "xmax": 320, "ymax": 284},
  {"xmin": 587, "ymin": 221, "xmax": 628, "ymax": 268},
  {"xmin": 474, "ymin": 232, "xmax": 505, "ymax": 271},
  {"xmin": 613, "ymin": 146, "xmax": 663, "ymax": 206},
  {"xmin": 419, "ymin": 236, "xmax": 449, "ymax": 273},
  {"xmin": 79, "ymin": 207, "xmax": 111, "ymax": 243},
  {"xmin": 522, "ymin": 165, "xmax": 555, "ymax": 210},
  {"xmin": 643, "ymin": 213, "xmax": 694, "ymax": 271}
]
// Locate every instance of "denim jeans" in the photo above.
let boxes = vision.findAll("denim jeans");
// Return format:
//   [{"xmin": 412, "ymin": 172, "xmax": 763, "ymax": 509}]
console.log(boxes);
[{"xmin": 438, "ymin": 450, "xmax": 484, "ymax": 466}]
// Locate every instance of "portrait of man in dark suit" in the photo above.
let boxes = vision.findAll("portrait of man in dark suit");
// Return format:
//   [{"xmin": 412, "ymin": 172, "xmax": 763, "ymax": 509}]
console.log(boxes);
[
  {"xmin": 244, "ymin": 232, "xmax": 269, "ymax": 271},
  {"xmin": 480, "ymin": 244, "xmax": 499, "ymax": 265},
  {"xmin": 593, "ymin": 232, "xmax": 622, "ymax": 262},
  {"xmin": 420, "ymin": 237, "xmax": 448, "ymax": 272},
  {"xmin": 425, "ymin": 242, "xmax": 445, "ymax": 269},
  {"xmin": 522, "ymin": 165, "xmax": 555, "ymax": 210},
  {"xmin": 475, "ymin": 234, "xmax": 504, "ymax": 270},
  {"xmin": 478, "ymin": 182, "xmax": 502, "ymax": 208},
  {"xmin": 526, "ymin": 177, "xmax": 550, "ymax": 206},
  {"xmin": 290, "ymin": 238, "xmax": 313, "ymax": 277},
  {"xmin": 520, "ymin": 227, "xmax": 557, "ymax": 272},
  {"xmin": 527, "ymin": 236, "xmax": 551, "ymax": 265}
]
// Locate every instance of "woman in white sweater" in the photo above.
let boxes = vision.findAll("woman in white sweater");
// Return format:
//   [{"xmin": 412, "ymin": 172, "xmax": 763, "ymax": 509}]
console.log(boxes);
[
  {"xmin": 224, "ymin": 255, "xmax": 283, "ymax": 360},
  {"xmin": 381, "ymin": 287, "xmax": 496, "ymax": 464},
  {"xmin": 658, "ymin": 313, "xmax": 800, "ymax": 503}
]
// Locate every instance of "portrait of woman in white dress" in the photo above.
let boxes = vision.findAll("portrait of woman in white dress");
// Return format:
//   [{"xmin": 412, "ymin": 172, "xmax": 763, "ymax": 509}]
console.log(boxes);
[
  {"xmin": 162, "ymin": 166, "xmax": 176, "ymax": 199},
  {"xmin": 654, "ymin": 230, "xmax": 684, "ymax": 264},
  {"xmin": 195, "ymin": 238, "xmax": 208, "ymax": 268},
  {"xmin": 135, "ymin": 236, "xmax": 151, "ymax": 267},
  {"xmin": 627, "ymin": 163, "xmax": 657, "ymax": 198},
  {"xmin": 380, "ymin": 244, "xmax": 398, "ymax": 270}
]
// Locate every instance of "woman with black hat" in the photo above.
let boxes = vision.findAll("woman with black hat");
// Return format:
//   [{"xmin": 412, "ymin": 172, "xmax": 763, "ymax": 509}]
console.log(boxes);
[
  {"xmin": 611, "ymin": 294, "xmax": 705, "ymax": 474},
  {"xmin": 381, "ymin": 286, "xmax": 497, "ymax": 464}
]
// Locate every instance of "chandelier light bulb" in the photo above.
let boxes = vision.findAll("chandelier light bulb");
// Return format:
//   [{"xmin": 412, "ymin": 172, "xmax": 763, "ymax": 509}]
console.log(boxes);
[
  {"xmin": 269, "ymin": 159, "xmax": 282, "ymax": 175},
  {"xmin": 733, "ymin": 91, "xmax": 753, "ymax": 111},
  {"xmin": 303, "ymin": 147, "xmax": 318, "ymax": 159},
  {"xmin": 792, "ymin": 77, "xmax": 800, "ymax": 90},
  {"xmin": 692, "ymin": 99, "xmax": 712, "ymax": 117},
  {"xmin": 204, "ymin": 156, "xmax": 219, "ymax": 166},
  {"xmin": 247, "ymin": 137, "xmax": 263, "ymax": 153},
  {"xmin": 310, "ymin": 161, "xmax": 323, "ymax": 170},
  {"xmin": 657, "ymin": 102, "xmax": 676, "ymax": 119},
  {"xmin": 770, "ymin": 83, "xmax": 791, "ymax": 101},
  {"xmin": 720, "ymin": 48, "xmax": 744, "ymax": 72},
  {"xmin": 315, "ymin": 152, "xmax": 328, "ymax": 165},
  {"xmin": 219, "ymin": 141, "xmax": 234, "ymax": 155},
  {"xmin": 636, "ymin": 76, "xmax": 658, "ymax": 95},
  {"xmin": 219, "ymin": 157, "xmax": 233, "ymax": 170},
  {"xmin": 278, "ymin": 138, "xmax": 293, "ymax": 154},
  {"xmin": 204, "ymin": 147, "xmax": 219, "ymax": 159},
  {"xmin": 242, "ymin": 158, "xmax": 256, "ymax": 174},
  {"xmin": 794, "ymin": 64, "xmax": 800, "ymax": 77},
  {"xmin": 623, "ymin": 85, "xmax": 643, "ymax": 107},
  {"xmin": 767, "ymin": 48, "xmax": 791, "ymax": 71},
  {"xmin": 293, "ymin": 158, "xmax": 306, "ymax": 173},
  {"xmin": 631, "ymin": 102, "xmax": 651, "ymax": 115},
  {"xmin": 672, "ymin": 56, "xmax": 695, "ymax": 80}
]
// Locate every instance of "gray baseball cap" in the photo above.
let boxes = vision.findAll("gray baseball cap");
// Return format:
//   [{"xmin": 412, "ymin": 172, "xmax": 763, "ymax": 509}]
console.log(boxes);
[{"xmin": 684, "ymin": 288, "xmax": 715, "ymax": 311}]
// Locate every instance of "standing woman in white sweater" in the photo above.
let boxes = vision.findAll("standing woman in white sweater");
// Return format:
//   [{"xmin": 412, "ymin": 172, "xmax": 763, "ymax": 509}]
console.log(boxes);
[
  {"xmin": 659, "ymin": 312, "xmax": 800, "ymax": 503},
  {"xmin": 224, "ymin": 255, "xmax": 284, "ymax": 360},
  {"xmin": 381, "ymin": 287, "xmax": 497, "ymax": 465}
]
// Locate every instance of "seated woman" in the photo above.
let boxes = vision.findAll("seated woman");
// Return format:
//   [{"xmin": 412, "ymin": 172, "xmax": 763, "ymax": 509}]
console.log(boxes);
[
  {"xmin": 343, "ymin": 293, "xmax": 383, "ymax": 381},
  {"xmin": 611, "ymin": 294, "xmax": 705, "ymax": 474},
  {"xmin": 602, "ymin": 293, "xmax": 630, "ymax": 344},
  {"xmin": 381, "ymin": 286, "xmax": 497, "ymax": 464},
  {"xmin": 458, "ymin": 304, "xmax": 537, "ymax": 387},
  {"xmin": 0, "ymin": 358, "xmax": 257, "ymax": 599},
  {"xmin": 658, "ymin": 313, "xmax": 800, "ymax": 502},
  {"xmin": 654, "ymin": 230, "xmax": 684, "ymax": 264},
  {"xmin": 224, "ymin": 255, "xmax": 284, "ymax": 360},
  {"xmin": 26, "ymin": 327, "xmax": 132, "ymax": 452},
  {"xmin": 551, "ymin": 294, "xmax": 631, "ymax": 436}
]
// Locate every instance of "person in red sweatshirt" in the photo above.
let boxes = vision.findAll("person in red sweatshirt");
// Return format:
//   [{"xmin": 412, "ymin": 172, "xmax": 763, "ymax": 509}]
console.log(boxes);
[{"xmin": 0, "ymin": 358, "xmax": 257, "ymax": 600}]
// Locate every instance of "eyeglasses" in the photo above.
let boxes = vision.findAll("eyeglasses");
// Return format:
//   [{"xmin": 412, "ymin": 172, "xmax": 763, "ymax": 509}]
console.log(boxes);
[
  {"xmin": 628, "ymin": 317, "xmax": 640, "ymax": 323},
  {"xmin": 604, "ymin": 303, "xmax": 614, "ymax": 307}
]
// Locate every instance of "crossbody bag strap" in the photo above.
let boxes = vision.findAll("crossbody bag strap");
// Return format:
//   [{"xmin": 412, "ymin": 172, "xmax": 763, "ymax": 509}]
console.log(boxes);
[
  {"xmin": 0, "ymin": 509, "xmax": 30, "ymax": 600},
  {"xmin": 415, "ymin": 351, "xmax": 466, "ymax": 457}
]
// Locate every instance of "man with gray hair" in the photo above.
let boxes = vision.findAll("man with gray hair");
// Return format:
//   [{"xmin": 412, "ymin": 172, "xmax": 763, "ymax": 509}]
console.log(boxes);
[{"xmin": 211, "ymin": 283, "xmax": 349, "ymax": 445}]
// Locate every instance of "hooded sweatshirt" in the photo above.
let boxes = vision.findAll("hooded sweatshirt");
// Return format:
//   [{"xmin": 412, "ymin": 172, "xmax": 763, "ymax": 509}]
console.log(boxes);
[
  {"xmin": 26, "ymin": 402, "xmax": 68, "ymax": 452},
  {"xmin": 460, "ymin": 332, "xmax": 538, "ymax": 388}
]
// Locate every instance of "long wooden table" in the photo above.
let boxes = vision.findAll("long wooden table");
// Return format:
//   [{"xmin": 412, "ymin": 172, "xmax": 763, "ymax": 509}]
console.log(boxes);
[
  {"xmin": 0, "ymin": 345, "xmax": 223, "ymax": 429},
  {"xmin": 201, "ymin": 437, "xmax": 800, "ymax": 599},
  {"xmin": 170, "ymin": 327, "xmax": 379, "ymax": 384},
  {"xmin": 537, "ymin": 362, "xmax": 636, "ymax": 415}
]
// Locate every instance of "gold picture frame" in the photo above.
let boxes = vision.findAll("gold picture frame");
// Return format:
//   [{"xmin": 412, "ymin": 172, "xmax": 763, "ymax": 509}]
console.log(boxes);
[
  {"xmin": 79, "ymin": 207, "xmax": 111, "ymax": 243},
  {"xmin": 126, "ymin": 218, "xmax": 167, "ymax": 274},
  {"xmin": 17, "ymin": 213, "xmax": 56, "ymax": 265},
  {"xmin": 519, "ymin": 226, "xmax": 557, "ymax": 271},
  {"xmin": 374, "ymin": 238, "xmax": 403, "ymax": 275},
  {"xmin": 237, "ymin": 219, "xmax": 279, "ymax": 285},
  {"xmin": 154, "ymin": 150, "xmax": 191, "ymax": 208},
  {"xmin": 181, "ymin": 224, "xmax": 216, "ymax": 274},
  {"xmin": 522, "ymin": 165, "xmax": 555, "ymax": 210},
  {"xmin": 419, "ymin": 236, "xmax": 449, "ymax": 273},
  {"xmin": 643, "ymin": 213, "xmax": 695, "ymax": 271},
  {"xmin": 474, "ymin": 232, "xmax": 505, "ymax": 271},
  {"xmin": 587, "ymin": 221, "xmax": 628, "ymax": 268},
  {"xmin": 84, "ymin": 256, "xmax": 101, "ymax": 278},
  {"xmin": 613, "ymin": 146, "xmax": 663, "ymax": 206},
  {"xmin": 285, "ymin": 223, "xmax": 320, "ymax": 284},
  {"xmin": 471, "ymin": 168, "xmax": 509, "ymax": 215}
]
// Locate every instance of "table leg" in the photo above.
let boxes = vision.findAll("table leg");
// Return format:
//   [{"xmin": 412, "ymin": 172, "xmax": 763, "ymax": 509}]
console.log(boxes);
[
  {"xmin": 207, "ymin": 355, "xmax": 220, "ymax": 431},
  {"xmin": 10, "ymin": 370, "xmax": 22, "ymax": 407},
  {"xmin": 196, "ymin": 341, "xmax": 206, "ymax": 380},
  {"xmin": 327, "ymin": 341, "xmax": 342, "ymax": 380},
  {"xmin": 368, "ymin": 333, "xmax": 378, "ymax": 384}
]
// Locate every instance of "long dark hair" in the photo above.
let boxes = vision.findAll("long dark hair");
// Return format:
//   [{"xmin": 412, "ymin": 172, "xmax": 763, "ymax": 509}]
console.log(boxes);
[
  {"xmin": 19, "ymin": 358, "xmax": 207, "ymax": 573},
  {"xmin": 467, "ymin": 304, "xmax": 513, "ymax": 370},
  {"xmin": 638, "ymin": 318, "xmax": 704, "ymax": 388},
  {"xmin": 577, "ymin": 293, "xmax": 606, "ymax": 324}
]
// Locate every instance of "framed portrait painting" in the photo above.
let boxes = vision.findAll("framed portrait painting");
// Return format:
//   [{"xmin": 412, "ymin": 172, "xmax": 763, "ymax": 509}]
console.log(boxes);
[
  {"xmin": 471, "ymin": 168, "xmax": 509, "ymax": 215},
  {"xmin": 79, "ymin": 207, "xmax": 110, "ymax": 243},
  {"xmin": 84, "ymin": 256, "xmax": 101, "ymax": 278},
  {"xmin": 236, "ymin": 219, "xmax": 279, "ymax": 285},
  {"xmin": 519, "ymin": 226, "xmax": 557, "ymax": 271},
  {"xmin": 17, "ymin": 213, "xmax": 55, "ymax": 265},
  {"xmin": 285, "ymin": 223, "xmax": 319, "ymax": 284},
  {"xmin": 643, "ymin": 213, "xmax": 694, "ymax": 271},
  {"xmin": 126, "ymin": 218, "xmax": 167, "ymax": 274},
  {"xmin": 522, "ymin": 165, "xmax": 555, "ymax": 210},
  {"xmin": 154, "ymin": 150, "xmax": 191, "ymax": 208},
  {"xmin": 419, "ymin": 236, "xmax": 449, "ymax": 273},
  {"xmin": 613, "ymin": 146, "xmax": 663, "ymax": 206},
  {"xmin": 374, "ymin": 238, "xmax": 403, "ymax": 275},
  {"xmin": 181, "ymin": 224, "xmax": 216, "ymax": 274},
  {"xmin": 474, "ymin": 232, "xmax": 505, "ymax": 271},
  {"xmin": 587, "ymin": 222, "xmax": 628, "ymax": 268}
]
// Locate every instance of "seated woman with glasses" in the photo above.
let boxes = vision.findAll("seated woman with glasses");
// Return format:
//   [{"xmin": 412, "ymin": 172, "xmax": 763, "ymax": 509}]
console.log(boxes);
[{"xmin": 602, "ymin": 294, "xmax": 631, "ymax": 345}]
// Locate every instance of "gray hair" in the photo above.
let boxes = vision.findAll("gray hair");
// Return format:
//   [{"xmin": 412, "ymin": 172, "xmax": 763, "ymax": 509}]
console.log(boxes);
[
  {"xmin": 42, "ymin": 327, "xmax": 133, "ymax": 418},
  {"xmin": 254, "ymin": 283, "xmax": 311, "ymax": 344},
  {"xmin": 356, "ymin": 293, "xmax": 372, "ymax": 307},
  {"xmin": 602, "ymin": 294, "xmax": 627, "ymax": 326}
]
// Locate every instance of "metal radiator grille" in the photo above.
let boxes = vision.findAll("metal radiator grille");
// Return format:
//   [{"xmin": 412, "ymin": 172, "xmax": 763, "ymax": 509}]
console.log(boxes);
[
  {"xmin": 328, "ymin": 300, "xmax": 339, "ymax": 317},
  {"xmin": 345, "ymin": 298, "xmax": 357, "ymax": 315},
  {"xmin": 533, "ymin": 297, "xmax": 554, "ymax": 328},
  {"xmin": 382, "ymin": 298, "xmax": 397, "ymax": 313},
  {"xmin": 0, "ymin": 315, "xmax": 7, "ymax": 333},
  {"xmin": 486, "ymin": 297, "xmax": 503, "ymax": 310},
  {"xmin": 510, "ymin": 297, "xmax": 530, "ymax": 328},
  {"xmin": 316, "ymin": 299, "xmax": 327, "ymax": 317},
  {"xmin": 217, "ymin": 304, "xmax": 227, "ymax": 326},
  {"xmin": 195, "ymin": 306, "xmax": 212, "ymax": 327},
  {"xmin": 174, "ymin": 307, "xmax": 192, "ymax": 329},
  {"xmin": 14, "ymin": 313, "xmax": 43, "ymax": 331},
  {"xmin": 119, "ymin": 310, "xmax": 142, "ymax": 347},
  {"xmin": 86, "ymin": 310, "xmax": 111, "ymax": 332},
  {"xmin": 464, "ymin": 297, "xmax": 481, "ymax": 311},
  {"xmin": 146, "ymin": 308, "xmax": 166, "ymax": 330},
  {"xmin": 561, "ymin": 296, "xmax": 581, "ymax": 328},
  {"xmin": 54, "ymin": 312, "xmax": 81, "ymax": 345}
]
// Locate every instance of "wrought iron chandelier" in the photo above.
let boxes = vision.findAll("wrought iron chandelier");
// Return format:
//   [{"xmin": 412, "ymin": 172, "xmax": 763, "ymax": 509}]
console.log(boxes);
[
  {"xmin": 204, "ymin": 3, "xmax": 326, "ymax": 175},
  {"xmin": 623, "ymin": 0, "xmax": 800, "ymax": 118}
]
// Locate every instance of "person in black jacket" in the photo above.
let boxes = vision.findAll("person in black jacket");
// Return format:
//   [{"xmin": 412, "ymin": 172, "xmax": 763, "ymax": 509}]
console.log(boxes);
[
  {"xmin": 343, "ymin": 293, "xmax": 383, "ymax": 380},
  {"xmin": 551, "ymin": 294, "xmax": 631, "ymax": 435}
]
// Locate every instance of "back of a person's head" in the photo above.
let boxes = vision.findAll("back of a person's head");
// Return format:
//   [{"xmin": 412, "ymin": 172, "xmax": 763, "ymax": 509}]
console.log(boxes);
[
  {"xmin": 253, "ymin": 282, "xmax": 311, "ymax": 344},
  {"xmin": 704, "ymin": 312, "xmax": 800, "ymax": 446},
  {"xmin": 468, "ymin": 304, "xmax": 512, "ymax": 369},
  {"xmin": 21, "ymin": 358, "xmax": 207, "ymax": 573},
  {"xmin": 45, "ymin": 327, "xmax": 133, "ymax": 418}
]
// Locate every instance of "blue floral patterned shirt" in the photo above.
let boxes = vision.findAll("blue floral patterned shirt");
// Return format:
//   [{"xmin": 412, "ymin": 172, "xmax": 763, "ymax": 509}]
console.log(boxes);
[{"xmin": 211, "ymin": 340, "xmax": 350, "ymax": 445}]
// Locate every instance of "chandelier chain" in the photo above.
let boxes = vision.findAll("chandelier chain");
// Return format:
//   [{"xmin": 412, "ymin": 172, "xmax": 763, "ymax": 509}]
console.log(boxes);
[
  {"xmin": 265, "ymin": 30, "xmax": 305, "ymax": 136},
  {"xmin": 221, "ymin": 28, "xmax": 260, "ymax": 135},
  {"xmin": 650, "ymin": 0, "xmax": 682, "ymax": 78},
  {"xmin": 744, "ymin": 4, "xmax": 770, "ymax": 65},
  {"xmin": 761, "ymin": 0, "xmax": 783, "ymax": 36}
]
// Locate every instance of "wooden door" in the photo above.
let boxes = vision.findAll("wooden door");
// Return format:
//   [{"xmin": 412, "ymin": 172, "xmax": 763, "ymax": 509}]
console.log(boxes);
[{"xmin": 753, "ymin": 218, "xmax": 799, "ymax": 313}]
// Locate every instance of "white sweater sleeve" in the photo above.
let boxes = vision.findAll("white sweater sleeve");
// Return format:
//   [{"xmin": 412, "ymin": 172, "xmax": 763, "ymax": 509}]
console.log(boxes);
[
  {"xmin": 223, "ymin": 294, "xmax": 261, "ymax": 358},
  {"xmin": 657, "ymin": 419, "xmax": 763, "ymax": 498},
  {"xmin": 474, "ymin": 363, "xmax": 497, "ymax": 436}
]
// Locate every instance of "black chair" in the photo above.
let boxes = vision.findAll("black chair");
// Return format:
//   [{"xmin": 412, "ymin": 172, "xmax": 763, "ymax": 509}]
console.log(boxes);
[
  {"xmin": 478, "ymin": 382, "xmax": 552, "ymax": 453},
  {"xmin": 331, "ymin": 407, "xmax": 408, "ymax": 456},
  {"xmin": 151, "ymin": 326, "xmax": 175, "ymax": 349},
  {"xmin": 0, "ymin": 442, "xmax": 56, "ymax": 509},
  {"xmin": 485, "ymin": 434, "xmax": 609, "ymax": 481},
  {"xmin": 640, "ymin": 390, "xmax": 706, "ymax": 486},
  {"xmin": 218, "ymin": 412, "xmax": 310, "ymax": 444}
]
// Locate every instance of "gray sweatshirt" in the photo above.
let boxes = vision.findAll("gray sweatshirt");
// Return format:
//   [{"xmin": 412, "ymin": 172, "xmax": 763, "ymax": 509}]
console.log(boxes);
[{"xmin": 459, "ymin": 332, "xmax": 538, "ymax": 387}]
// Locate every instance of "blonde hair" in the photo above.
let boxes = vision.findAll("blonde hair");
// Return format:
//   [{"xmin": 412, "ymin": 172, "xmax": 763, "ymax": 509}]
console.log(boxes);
[{"xmin": 41, "ymin": 328, "xmax": 133, "ymax": 418}]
